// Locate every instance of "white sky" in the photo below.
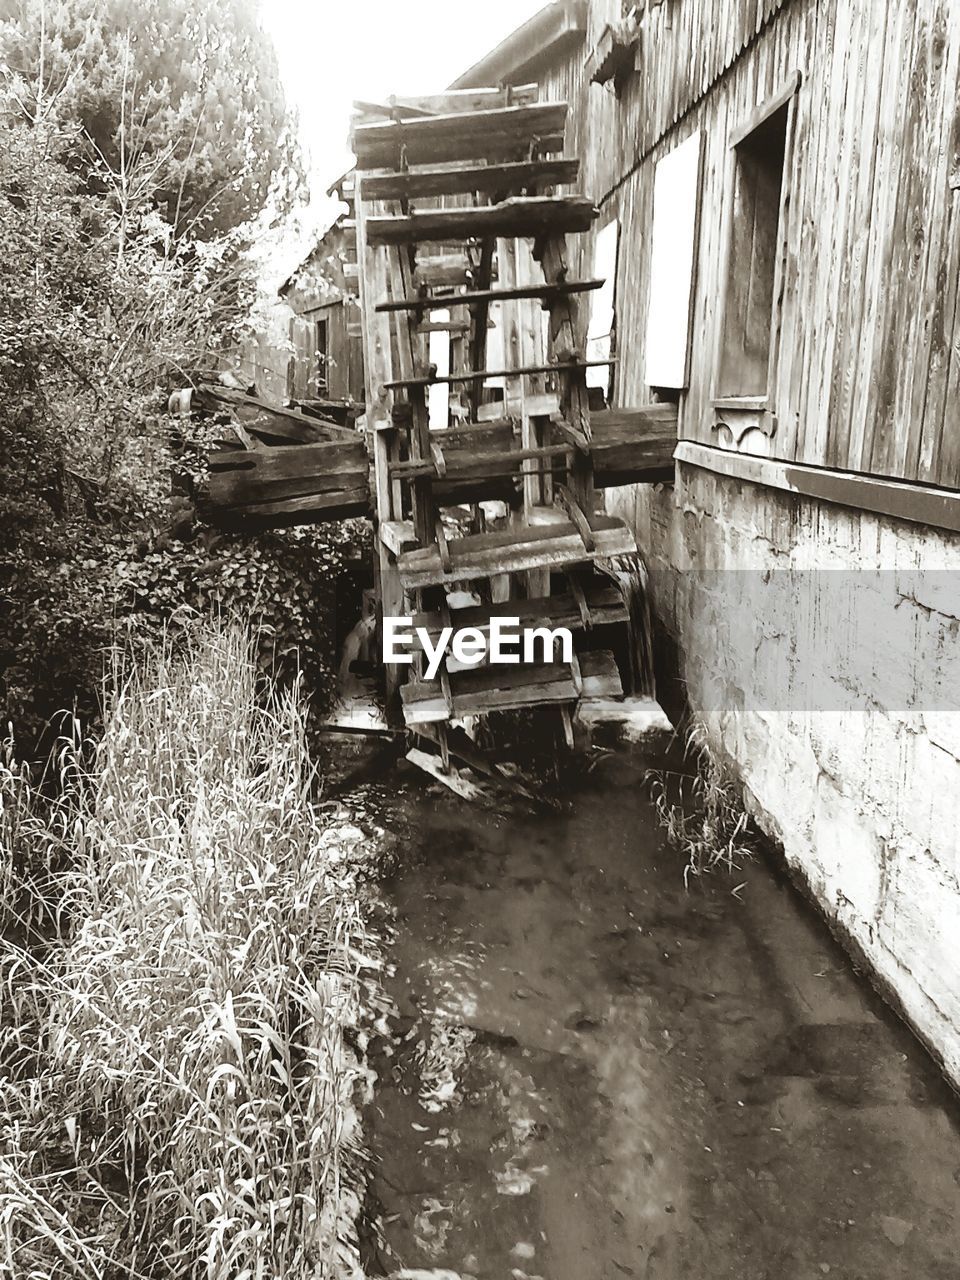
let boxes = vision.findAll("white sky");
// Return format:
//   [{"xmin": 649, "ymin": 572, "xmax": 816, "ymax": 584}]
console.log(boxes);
[{"xmin": 260, "ymin": 0, "xmax": 547, "ymax": 221}]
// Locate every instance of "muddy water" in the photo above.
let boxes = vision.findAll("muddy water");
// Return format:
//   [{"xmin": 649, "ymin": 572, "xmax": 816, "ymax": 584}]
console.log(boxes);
[{"xmin": 361, "ymin": 734, "xmax": 960, "ymax": 1279}]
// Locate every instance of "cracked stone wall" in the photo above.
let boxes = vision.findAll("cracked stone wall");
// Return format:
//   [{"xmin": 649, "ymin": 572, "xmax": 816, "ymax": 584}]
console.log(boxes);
[{"xmin": 608, "ymin": 464, "xmax": 960, "ymax": 1086}]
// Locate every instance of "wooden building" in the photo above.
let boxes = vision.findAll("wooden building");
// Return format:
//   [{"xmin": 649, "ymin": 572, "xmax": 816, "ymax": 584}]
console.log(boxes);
[
  {"xmin": 453, "ymin": 0, "xmax": 960, "ymax": 1086},
  {"xmin": 279, "ymin": 188, "xmax": 365, "ymax": 408}
]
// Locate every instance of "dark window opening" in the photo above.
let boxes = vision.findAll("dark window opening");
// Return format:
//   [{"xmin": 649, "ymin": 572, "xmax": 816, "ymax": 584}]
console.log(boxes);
[
  {"xmin": 315, "ymin": 318, "xmax": 329, "ymax": 396},
  {"xmin": 717, "ymin": 102, "xmax": 788, "ymax": 399}
]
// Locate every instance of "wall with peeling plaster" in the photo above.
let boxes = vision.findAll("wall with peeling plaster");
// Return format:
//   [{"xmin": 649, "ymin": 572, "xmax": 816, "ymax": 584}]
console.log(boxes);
[{"xmin": 608, "ymin": 469, "xmax": 960, "ymax": 1088}]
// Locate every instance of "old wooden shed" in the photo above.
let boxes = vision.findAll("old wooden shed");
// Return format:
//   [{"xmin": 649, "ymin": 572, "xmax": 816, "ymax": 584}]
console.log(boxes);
[{"xmin": 279, "ymin": 187, "xmax": 365, "ymax": 408}]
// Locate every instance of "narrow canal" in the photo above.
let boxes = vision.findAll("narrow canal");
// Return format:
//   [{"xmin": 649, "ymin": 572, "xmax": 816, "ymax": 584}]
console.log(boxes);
[{"xmin": 357, "ymin": 724, "xmax": 960, "ymax": 1280}]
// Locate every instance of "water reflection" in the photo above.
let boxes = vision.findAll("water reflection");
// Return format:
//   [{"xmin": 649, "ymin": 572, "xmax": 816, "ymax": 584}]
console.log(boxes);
[{"xmin": 362, "ymin": 745, "xmax": 960, "ymax": 1280}]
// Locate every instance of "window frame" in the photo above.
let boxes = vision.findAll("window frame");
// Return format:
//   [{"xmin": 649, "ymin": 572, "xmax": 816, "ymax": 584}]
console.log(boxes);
[
  {"xmin": 712, "ymin": 71, "xmax": 801, "ymax": 440},
  {"xmin": 644, "ymin": 128, "xmax": 704, "ymax": 397},
  {"xmin": 586, "ymin": 215, "xmax": 621, "ymax": 406}
]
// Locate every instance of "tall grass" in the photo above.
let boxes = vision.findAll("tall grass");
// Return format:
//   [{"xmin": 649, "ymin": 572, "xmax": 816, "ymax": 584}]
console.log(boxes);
[
  {"xmin": 0, "ymin": 622, "xmax": 377, "ymax": 1279},
  {"xmin": 647, "ymin": 723, "xmax": 753, "ymax": 888}
]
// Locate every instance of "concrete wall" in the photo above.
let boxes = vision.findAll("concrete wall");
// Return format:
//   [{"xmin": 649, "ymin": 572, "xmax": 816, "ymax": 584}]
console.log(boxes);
[{"xmin": 608, "ymin": 469, "xmax": 960, "ymax": 1087}]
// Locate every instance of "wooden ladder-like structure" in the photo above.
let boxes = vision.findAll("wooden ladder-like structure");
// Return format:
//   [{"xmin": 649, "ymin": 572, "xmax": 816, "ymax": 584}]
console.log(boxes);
[{"xmin": 351, "ymin": 90, "xmax": 672, "ymax": 745}]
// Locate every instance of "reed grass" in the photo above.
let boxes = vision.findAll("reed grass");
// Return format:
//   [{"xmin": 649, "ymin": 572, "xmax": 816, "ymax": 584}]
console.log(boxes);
[
  {"xmin": 0, "ymin": 621, "xmax": 378, "ymax": 1279},
  {"xmin": 647, "ymin": 723, "xmax": 753, "ymax": 887}
]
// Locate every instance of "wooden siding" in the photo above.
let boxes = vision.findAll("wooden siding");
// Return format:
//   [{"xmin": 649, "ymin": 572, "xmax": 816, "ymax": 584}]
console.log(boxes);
[
  {"xmin": 533, "ymin": 0, "xmax": 960, "ymax": 489},
  {"xmin": 283, "ymin": 218, "xmax": 365, "ymax": 404},
  {"xmin": 289, "ymin": 301, "xmax": 364, "ymax": 403}
]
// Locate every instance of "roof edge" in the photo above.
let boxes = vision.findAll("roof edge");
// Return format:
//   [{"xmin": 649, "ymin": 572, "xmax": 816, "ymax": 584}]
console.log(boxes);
[{"xmin": 449, "ymin": 0, "xmax": 587, "ymax": 90}]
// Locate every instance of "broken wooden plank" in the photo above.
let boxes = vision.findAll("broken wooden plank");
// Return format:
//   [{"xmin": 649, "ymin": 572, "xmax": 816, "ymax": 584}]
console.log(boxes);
[
  {"xmin": 366, "ymin": 196, "xmax": 598, "ymax": 246},
  {"xmin": 588, "ymin": 403, "xmax": 678, "ymax": 487},
  {"xmin": 194, "ymin": 385, "xmax": 355, "ymax": 444},
  {"xmin": 376, "ymin": 279, "xmax": 604, "ymax": 314},
  {"xmin": 359, "ymin": 158, "xmax": 581, "ymax": 201},
  {"xmin": 351, "ymin": 101, "xmax": 568, "ymax": 168}
]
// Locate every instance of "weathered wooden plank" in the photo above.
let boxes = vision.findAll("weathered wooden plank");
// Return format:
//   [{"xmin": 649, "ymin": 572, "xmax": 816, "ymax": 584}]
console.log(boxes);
[
  {"xmin": 355, "ymin": 86, "xmax": 539, "ymax": 120},
  {"xmin": 397, "ymin": 517, "xmax": 636, "ymax": 589},
  {"xmin": 351, "ymin": 102, "xmax": 568, "ymax": 168},
  {"xmin": 401, "ymin": 669, "xmax": 578, "ymax": 725},
  {"xmin": 853, "ymin": 0, "xmax": 923, "ymax": 473},
  {"xmin": 207, "ymin": 441, "xmax": 366, "ymax": 475},
  {"xmin": 354, "ymin": 180, "xmax": 405, "ymax": 718},
  {"xmin": 803, "ymin": 0, "xmax": 856, "ymax": 465},
  {"xmin": 359, "ymin": 158, "xmax": 580, "ymax": 201},
  {"xmin": 206, "ymin": 440, "xmax": 370, "ymax": 511},
  {"xmin": 210, "ymin": 488, "xmax": 370, "ymax": 528},
  {"xmin": 917, "ymin": 13, "xmax": 960, "ymax": 483},
  {"xmin": 389, "ymin": 442, "xmax": 572, "ymax": 480},
  {"xmin": 366, "ymin": 196, "xmax": 598, "ymax": 246},
  {"xmin": 377, "ymin": 279, "xmax": 604, "ymax": 313},
  {"xmin": 400, "ymin": 647, "xmax": 623, "ymax": 725},
  {"xmin": 676, "ymin": 440, "xmax": 960, "ymax": 535},
  {"xmin": 898, "ymin": 0, "xmax": 960, "ymax": 482},
  {"xmin": 410, "ymin": 586, "xmax": 628, "ymax": 641},
  {"xmin": 386, "ymin": 240, "xmax": 435, "ymax": 544},
  {"xmin": 414, "ymin": 254, "xmax": 477, "ymax": 288},
  {"xmin": 194, "ymin": 386, "xmax": 353, "ymax": 444},
  {"xmin": 824, "ymin": 0, "xmax": 890, "ymax": 471},
  {"xmin": 384, "ymin": 358, "xmax": 613, "ymax": 390}
]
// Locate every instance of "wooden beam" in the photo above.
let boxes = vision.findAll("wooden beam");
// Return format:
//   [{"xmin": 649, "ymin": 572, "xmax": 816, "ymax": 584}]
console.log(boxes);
[
  {"xmin": 209, "ymin": 489, "xmax": 370, "ymax": 529},
  {"xmin": 376, "ymin": 278, "xmax": 604, "ymax": 314},
  {"xmin": 384, "ymin": 358, "xmax": 614, "ymax": 390},
  {"xmin": 400, "ymin": 647, "xmax": 623, "ymax": 725},
  {"xmin": 355, "ymin": 85, "xmax": 539, "ymax": 120},
  {"xmin": 358, "ymin": 158, "xmax": 580, "ymax": 201},
  {"xmin": 675, "ymin": 441, "xmax": 960, "ymax": 535},
  {"xmin": 410, "ymin": 586, "xmax": 628, "ymax": 641},
  {"xmin": 350, "ymin": 102, "xmax": 568, "ymax": 168},
  {"xmin": 366, "ymin": 197, "xmax": 598, "ymax": 246},
  {"xmin": 193, "ymin": 386, "xmax": 355, "ymax": 443},
  {"xmin": 397, "ymin": 515, "xmax": 636, "ymax": 588}
]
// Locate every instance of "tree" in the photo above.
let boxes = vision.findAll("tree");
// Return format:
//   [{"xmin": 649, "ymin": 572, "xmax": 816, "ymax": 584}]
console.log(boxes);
[
  {"xmin": 0, "ymin": 2, "xmax": 300, "ymax": 753},
  {"xmin": 0, "ymin": 0, "xmax": 302, "ymax": 238}
]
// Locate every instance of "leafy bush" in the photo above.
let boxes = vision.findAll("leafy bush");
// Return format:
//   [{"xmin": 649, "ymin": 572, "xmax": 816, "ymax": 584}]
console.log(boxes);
[{"xmin": 0, "ymin": 16, "xmax": 331, "ymax": 756}]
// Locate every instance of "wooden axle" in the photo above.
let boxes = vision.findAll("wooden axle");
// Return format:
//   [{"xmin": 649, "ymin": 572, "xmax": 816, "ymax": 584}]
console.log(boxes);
[
  {"xmin": 376, "ymin": 279, "xmax": 604, "ymax": 314},
  {"xmin": 384, "ymin": 357, "xmax": 616, "ymax": 391}
]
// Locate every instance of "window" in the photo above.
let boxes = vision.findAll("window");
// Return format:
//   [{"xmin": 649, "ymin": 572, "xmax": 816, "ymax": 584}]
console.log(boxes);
[
  {"xmin": 644, "ymin": 130, "xmax": 702, "ymax": 391},
  {"xmin": 716, "ymin": 84, "xmax": 795, "ymax": 402},
  {"xmin": 427, "ymin": 308, "xmax": 451, "ymax": 429},
  {"xmin": 315, "ymin": 318, "xmax": 329, "ymax": 396},
  {"xmin": 587, "ymin": 218, "xmax": 619, "ymax": 402}
]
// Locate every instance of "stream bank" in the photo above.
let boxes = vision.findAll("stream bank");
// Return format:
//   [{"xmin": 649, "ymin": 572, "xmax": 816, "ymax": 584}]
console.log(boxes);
[{"xmin": 356, "ymin": 725, "xmax": 960, "ymax": 1280}]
